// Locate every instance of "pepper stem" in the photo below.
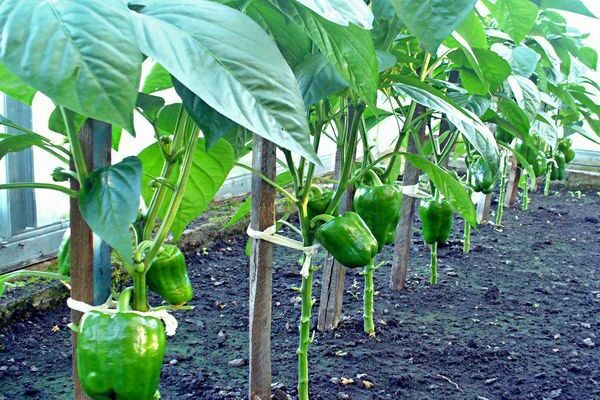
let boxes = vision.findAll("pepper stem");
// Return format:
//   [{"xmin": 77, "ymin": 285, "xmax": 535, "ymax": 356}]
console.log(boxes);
[
  {"xmin": 297, "ymin": 265, "xmax": 314, "ymax": 400},
  {"xmin": 132, "ymin": 271, "xmax": 149, "ymax": 312},
  {"xmin": 463, "ymin": 221, "xmax": 471, "ymax": 254},
  {"xmin": 309, "ymin": 214, "xmax": 335, "ymax": 229},
  {"xmin": 364, "ymin": 169, "xmax": 383, "ymax": 186},
  {"xmin": 117, "ymin": 287, "xmax": 134, "ymax": 312},
  {"xmin": 496, "ymin": 152, "xmax": 509, "ymax": 227},
  {"xmin": 363, "ymin": 258, "xmax": 376, "ymax": 336},
  {"xmin": 522, "ymin": 177, "xmax": 530, "ymax": 211},
  {"xmin": 544, "ymin": 165, "xmax": 552, "ymax": 196},
  {"xmin": 430, "ymin": 242, "xmax": 438, "ymax": 285}
]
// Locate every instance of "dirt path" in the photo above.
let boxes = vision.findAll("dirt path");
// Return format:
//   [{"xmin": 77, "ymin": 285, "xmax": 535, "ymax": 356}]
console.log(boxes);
[{"xmin": 1, "ymin": 189, "xmax": 599, "ymax": 400}]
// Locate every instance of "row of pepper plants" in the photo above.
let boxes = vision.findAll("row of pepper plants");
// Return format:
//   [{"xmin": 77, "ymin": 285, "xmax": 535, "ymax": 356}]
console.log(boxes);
[{"xmin": 0, "ymin": 1, "xmax": 598, "ymax": 399}]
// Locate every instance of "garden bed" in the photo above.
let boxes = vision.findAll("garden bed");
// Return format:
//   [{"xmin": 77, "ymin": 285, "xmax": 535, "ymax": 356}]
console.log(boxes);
[{"xmin": 1, "ymin": 188, "xmax": 599, "ymax": 400}]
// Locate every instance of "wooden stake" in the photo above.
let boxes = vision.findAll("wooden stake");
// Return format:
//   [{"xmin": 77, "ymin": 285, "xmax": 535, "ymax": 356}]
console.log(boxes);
[
  {"xmin": 317, "ymin": 148, "xmax": 353, "ymax": 332},
  {"xmin": 390, "ymin": 106, "xmax": 426, "ymax": 291},
  {"xmin": 504, "ymin": 155, "xmax": 521, "ymax": 208},
  {"xmin": 248, "ymin": 135, "xmax": 276, "ymax": 400},
  {"xmin": 71, "ymin": 120, "xmax": 112, "ymax": 400},
  {"xmin": 477, "ymin": 194, "xmax": 492, "ymax": 224}
]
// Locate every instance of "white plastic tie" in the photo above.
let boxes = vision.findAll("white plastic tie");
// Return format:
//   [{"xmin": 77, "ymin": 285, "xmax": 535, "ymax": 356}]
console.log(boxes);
[
  {"xmin": 67, "ymin": 297, "xmax": 178, "ymax": 336},
  {"xmin": 246, "ymin": 225, "xmax": 319, "ymax": 278},
  {"xmin": 400, "ymin": 184, "xmax": 430, "ymax": 199}
]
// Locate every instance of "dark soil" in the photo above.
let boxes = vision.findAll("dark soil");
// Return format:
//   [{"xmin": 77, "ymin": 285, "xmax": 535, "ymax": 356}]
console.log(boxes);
[{"xmin": 1, "ymin": 189, "xmax": 599, "ymax": 400}]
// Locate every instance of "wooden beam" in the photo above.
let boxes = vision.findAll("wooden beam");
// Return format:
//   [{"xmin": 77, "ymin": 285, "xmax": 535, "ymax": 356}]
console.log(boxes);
[
  {"xmin": 504, "ymin": 155, "xmax": 521, "ymax": 208},
  {"xmin": 390, "ymin": 105, "xmax": 426, "ymax": 291},
  {"xmin": 317, "ymin": 148, "xmax": 353, "ymax": 332},
  {"xmin": 248, "ymin": 135, "xmax": 276, "ymax": 400},
  {"xmin": 477, "ymin": 194, "xmax": 492, "ymax": 225},
  {"xmin": 71, "ymin": 120, "xmax": 112, "ymax": 400}
]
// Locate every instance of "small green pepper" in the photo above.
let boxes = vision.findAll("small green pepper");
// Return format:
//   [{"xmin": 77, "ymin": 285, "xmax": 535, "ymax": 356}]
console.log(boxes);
[
  {"xmin": 354, "ymin": 172, "xmax": 403, "ymax": 251},
  {"xmin": 468, "ymin": 157, "xmax": 496, "ymax": 194},
  {"xmin": 147, "ymin": 245, "xmax": 193, "ymax": 306},
  {"xmin": 550, "ymin": 152, "xmax": 566, "ymax": 181},
  {"xmin": 313, "ymin": 212, "xmax": 378, "ymax": 268},
  {"xmin": 306, "ymin": 186, "xmax": 334, "ymax": 221},
  {"xmin": 419, "ymin": 198, "xmax": 453, "ymax": 245},
  {"xmin": 57, "ymin": 229, "xmax": 70, "ymax": 276},
  {"xmin": 77, "ymin": 288, "xmax": 166, "ymax": 400},
  {"xmin": 557, "ymin": 138, "xmax": 575, "ymax": 163}
]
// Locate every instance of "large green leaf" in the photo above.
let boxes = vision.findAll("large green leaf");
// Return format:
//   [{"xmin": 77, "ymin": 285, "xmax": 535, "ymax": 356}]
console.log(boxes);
[
  {"xmin": 540, "ymin": 0, "xmax": 596, "ymax": 18},
  {"xmin": 448, "ymin": 93, "xmax": 491, "ymax": 117},
  {"xmin": 0, "ymin": 133, "xmax": 44, "ymax": 159},
  {"xmin": 0, "ymin": 1, "xmax": 142, "ymax": 132},
  {"xmin": 273, "ymin": 0, "xmax": 378, "ymax": 107},
  {"xmin": 48, "ymin": 107, "xmax": 87, "ymax": 136},
  {"xmin": 390, "ymin": 0, "xmax": 477, "ymax": 54},
  {"xmin": 245, "ymin": 0, "xmax": 312, "ymax": 68},
  {"xmin": 492, "ymin": 44, "xmax": 540, "ymax": 78},
  {"xmin": 79, "ymin": 157, "xmax": 142, "ymax": 261},
  {"xmin": 498, "ymin": 99, "xmax": 530, "ymax": 134},
  {"xmin": 403, "ymin": 153, "xmax": 476, "ymax": 226},
  {"xmin": 293, "ymin": 0, "xmax": 374, "ymax": 29},
  {"xmin": 392, "ymin": 76, "xmax": 500, "ymax": 173},
  {"xmin": 487, "ymin": 0, "xmax": 538, "ymax": 44},
  {"xmin": 142, "ymin": 63, "xmax": 173, "ymax": 94},
  {"xmin": 129, "ymin": 0, "xmax": 317, "ymax": 163},
  {"xmin": 293, "ymin": 53, "xmax": 349, "ymax": 106},
  {"xmin": 506, "ymin": 75, "xmax": 541, "ymax": 120},
  {"xmin": 139, "ymin": 138, "xmax": 236, "ymax": 242},
  {"xmin": 173, "ymin": 79, "xmax": 238, "ymax": 150},
  {"xmin": 444, "ymin": 11, "xmax": 487, "ymax": 49},
  {"xmin": 0, "ymin": 63, "xmax": 36, "ymax": 106}
]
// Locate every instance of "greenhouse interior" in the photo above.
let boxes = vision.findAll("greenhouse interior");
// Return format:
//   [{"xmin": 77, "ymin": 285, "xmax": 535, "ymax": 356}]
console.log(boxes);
[{"xmin": 0, "ymin": 0, "xmax": 599, "ymax": 399}]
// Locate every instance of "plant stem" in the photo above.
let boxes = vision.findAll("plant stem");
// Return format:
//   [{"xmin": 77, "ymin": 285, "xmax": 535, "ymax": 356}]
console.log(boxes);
[
  {"xmin": 132, "ymin": 271, "xmax": 148, "ymax": 312},
  {"xmin": 363, "ymin": 258, "xmax": 376, "ymax": 335},
  {"xmin": 463, "ymin": 222, "xmax": 471, "ymax": 254},
  {"xmin": 430, "ymin": 242, "xmax": 438, "ymax": 285},
  {"xmin": 143, "ymin": 161, "xmax": 176, "ymax": 240},
  {"xmin": 59, "ymin": 106, "xmax": 88, "ymax": 182},
  {"xmin": 0, "ymin": 183, "xmax": 78, "ymax": 197},
  {"xmin": 522, "ymin": 176, "xmax": 530, "ymax": 211},
  {"xmin": 544, "ymin": 167, "xmax": 552, "ymax": 196},
  {"xmin": 117, "ymin": 287, "xmax": 133, "ymax": 312},
  {"xmin": 496, "ymin": 153, "xmax": 509, "ymax": 226}
]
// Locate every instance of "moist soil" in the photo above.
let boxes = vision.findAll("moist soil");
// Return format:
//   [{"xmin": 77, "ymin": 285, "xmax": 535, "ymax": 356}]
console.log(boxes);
[{"xmin": 1, "ymin": 188, "xmax": 599, "ymax": 400}]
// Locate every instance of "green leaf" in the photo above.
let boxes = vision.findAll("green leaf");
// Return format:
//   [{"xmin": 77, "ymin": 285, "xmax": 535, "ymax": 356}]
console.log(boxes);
[
  {"xmin": 292, "ymin": 0, "xmax": 374, "ymax": 29},
  {"xmin": 173, "ymin": 79, "xmax": 239, "ymax": 150},
  {"xmin": 540, "ymin": 0, "xmax": 596, "ymax": 18},
  {"xmin": 273, "ymin": 0, "xmax": 379, "ymax": 107},
  {"xmin": 376, "ymin": 50, "xmax": 397, "ymax": 72},
  {"xmin": 578, "ymin": 47, "xmax": 598, "ymax": 70},
  {"xmin": 392, "ymin": 76, "xmax": 500, "ymax": 174},
  {"xmin": 492, "ymin": 44, "xmax": 540, "ymax": 78},
  {"xmin": 142, "ymin": 63, "xmax": 172, "ymax": 94},
  {"xmin": 403, "ymin": 153, "xmax": 476, "ymax": 226},
  {"xmin": 391, "ymin": 0, "xmax": 477, "ymax": 54},
  {"xmin": 79, "ymin": 157, "xmax": 142, "ymax": 261},
  {"xmin": 451, "ymin": 48, "xmax": 511, "ymax": 95},
  {"xmin": 444, "ymin": 11, "xmax": 487, "ymax": 49},
  {"xmin": 0, "ymin": 63, "xmax": 36, "ymax": 106},
  {"xmin": 244, "ymin": 0, "xmax": 312, "ymax": 68},
  {"xmin": 136, "ymin": 92, "xmax": 166, "ymax": 123},
  {"xmin": 0, "ymin": 133, "xmax": 44, "ymax": 159},
  {"xmin": 293, "ymin": 53, "xmax": 349, "ymax": 106},
  {"xmin": 531, "ymin": 35, "xmax": 562, "ymax": 79},
  {"xmin": 506, "ymin": 75, "xmax": 541, "ymax": 121},
  {"xmin": 498, "ymin": 99, "xmax": 530, "ymax": 134},
  {"xmin": 0, "ymin": 1, "xmax": 142, "ymax": 132},
  {"xmin": 447, "ymin": 93, "xmax": 491, "ymax": 117},
  {"xmin": 139, "ymin": 139, "xmax": 236, "ymax": 242},
  {"xmin": 48, "ymin": 107, "xmax": 87, "ymax": 136},
  {"xmin": 112, "ymin": 125, "xmax": 122, "ymax": 152},
  {"xmin": 487, "ymin": 0, "xmax": 538, "ymax": 44},
  {"xmin": 130, "ymin": 0, "xmax": 317, "ymax": 163}
]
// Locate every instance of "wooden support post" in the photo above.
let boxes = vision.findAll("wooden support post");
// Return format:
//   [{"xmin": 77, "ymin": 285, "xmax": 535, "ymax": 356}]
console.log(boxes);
[
  {"xmin": 71, "ymin": 120, "xmax": 112, "ymax": 400},
  {"xmin": 477, "ymin": 194, "xmax": 492, "ymax": 224},
  {"xmin": 504, "ymin": 155, "xmax": 521, "ymax": 208},
  {"xmin": 317, "ymin": 148, "xmax": 354, "ymax": 332},
  {"xmin": 390, "ymin": 106, "xmax": 426, "ymax": 291},
  {"xmin": 248, "ymin": 136, "xmax": 276, "ymax": 400}
]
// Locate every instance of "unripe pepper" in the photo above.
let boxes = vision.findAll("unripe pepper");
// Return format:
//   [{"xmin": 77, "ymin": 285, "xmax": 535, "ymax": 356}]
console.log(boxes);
[
  {"xmin": 353, "ymin": 172, "xmax": 403, "ymax": 251},
  {"xmin": 558, "ymin": 138, "xmax": 575, "ymax": 163},
  {"xmin": 77, "ymin": 288, "xmax": 166, "ymax": 400},
  {"xmin": 468, "ymin": 157, "xmax": 496, "ymax": 194},
  {"xmin": 147, "ymin": 245, "xmax": 193, "ymax": 306},
  {"xmin": 550, "ymin": 152, "xmax": 566, "ymax": 181},
  {"xmin": 306, "ymin": 186, "xmax": 334, "ymax": 221},
  {"xmin": 313, "ymin": 212, "xmax": 378, "ymax": 268},
  {"xmin": 57, "ymin": 229, "xmax": 70, "ymax": 276},
  {"xmin": 419, "ymin": 198, "xmax": 453, "ymax": 245}
]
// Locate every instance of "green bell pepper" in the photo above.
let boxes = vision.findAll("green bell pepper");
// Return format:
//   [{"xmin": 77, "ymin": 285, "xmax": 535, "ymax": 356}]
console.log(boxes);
[
  {"xmin": 468, "ymin": 157, "xmax": 496, "ymax": 194},
  {"xmin": 353, "ymin": 173, "xmax": 403, "ymax": 251},
  {"xmin": 550, "ymin": 152, "xmax": 566, "ymax": 181},
  {"xmin": 307, "ymin": 186, "xmax": 334, "ymax": 220},
  {"xmin": 77, "ymin": 288, "xmax": 166, "ymax": 400},
  {"xmin": 57, "ymin": 229, "xmax": 70, "ymax": 276},
  {"xmin": 558, "ymin": 138, "xmax": 575, "ymax": 163},
  {"xmin": 419, "ymin": 198, "xmax": 453, "ymax": 245},
  {"xmin": 147, "ymin": 245, "xmax": 193, "ymax": 306},
  {"xmin": 313, "ymin": 212, "xmax": 378, "ymax": 268}
]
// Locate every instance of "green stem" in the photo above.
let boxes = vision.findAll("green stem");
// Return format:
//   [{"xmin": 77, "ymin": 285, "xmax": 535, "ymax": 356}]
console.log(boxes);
[
  {"xmin": 117, "ymin": 287, "xmax": 134, "ymax": 312},
  {"xmin": 0, "ymin": 271, "xmax": 69, "ymax": 295},
  {"xmin": 59, "ymin": 106, "xmax": 88, "ymax": 182},
  {"xmin": 363, "ymin": 258, "xmax": 376, "ymax": 335},
  {"xmin": 430, "ymin": 242, "xmax": 438, "ymax": 285},
  {"xmin": 463, "ymin": 222, "xmax": 471, "ymax": 254},
  {"xmin": 132, "ymin": 272, "xmax": 148, "ymax": 312},
  {"xmin": 0, "ymin": 183, "xmax": 78, "ymax": 197},
  {"xmin": 496, "ymin": 153, "xmax": 509, "ymax": 226},
  {"xmin": 143, "ymin": 161, "xmax": 176, "ymax": 240},
  {"xmin": 309, "ymin": 214, "xmax": 335, "ymax": 228},
  {"xmin": 381, "ymin": 101, "xmax": 417, "ymax": 182},
  {"xmin": 544, "ymin": 166, "xmax": 552, "ymax": 196},
  {"xmin": 522, "ymin": 177, "xmax": 530, "ymax": 211}
]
